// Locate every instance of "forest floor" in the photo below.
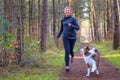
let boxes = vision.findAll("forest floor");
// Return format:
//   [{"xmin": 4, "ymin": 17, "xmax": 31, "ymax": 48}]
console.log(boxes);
[{"xmin": 60, "ymin": 43, "xmax": 120, "ymax": 80}]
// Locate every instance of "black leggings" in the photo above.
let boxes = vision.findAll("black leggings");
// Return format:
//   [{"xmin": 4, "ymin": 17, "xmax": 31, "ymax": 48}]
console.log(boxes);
[{"xmin": 62, "ymin": 36, "xmax": 76, "ymax": 66}]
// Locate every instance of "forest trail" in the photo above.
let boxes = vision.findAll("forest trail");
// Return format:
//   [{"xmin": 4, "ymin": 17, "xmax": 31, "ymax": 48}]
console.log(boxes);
[{"xmin": 60, "ymin": 43, "xmax": 120, "ymax": 80}]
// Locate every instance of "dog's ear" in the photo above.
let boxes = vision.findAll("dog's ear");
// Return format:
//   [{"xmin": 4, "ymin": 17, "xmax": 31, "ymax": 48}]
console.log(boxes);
[
  {"xmin": 85, "ymin": 46, "xmax": 90, "ymax": 50},
  {"xmin": 95, "ymin": 48, "xmax": 98, "ymax": 52}
]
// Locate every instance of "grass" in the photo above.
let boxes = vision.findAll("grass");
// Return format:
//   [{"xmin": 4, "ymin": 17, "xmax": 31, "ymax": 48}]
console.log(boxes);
[
  {"xmin": 0, "ymin": 50, "xmax": 64, "ymax": 80},
  {"xmin": 92, "ymin": 41, "xmax": 120, "ymax": 68},
  {"xmin": 2, "ymin": 72, "xmax": 59, "ymax": 80},
  {"xmin": 0, "ymin": 36, "xmax": 81, "ymax": 80}
]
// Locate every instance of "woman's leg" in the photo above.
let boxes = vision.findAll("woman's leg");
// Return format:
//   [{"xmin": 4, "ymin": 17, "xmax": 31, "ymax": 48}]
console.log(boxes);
[
  {"xmin": 62, "ymin": 37, "xmax": 70, "ymax": 67},
  {"xmin": 70, "ymin": 39, "xmax": 76, "ymax": 62}
]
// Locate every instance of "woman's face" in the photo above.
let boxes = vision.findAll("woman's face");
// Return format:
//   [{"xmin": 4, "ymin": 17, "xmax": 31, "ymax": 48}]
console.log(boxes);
[{"xmin": 64, "ymin": 8, "xmax": 71, "ymax": 17}]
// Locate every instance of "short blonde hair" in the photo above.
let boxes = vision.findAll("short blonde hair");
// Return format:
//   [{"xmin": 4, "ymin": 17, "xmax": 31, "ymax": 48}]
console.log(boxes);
[{"xmin": 64, "ymin": 6, "xmax": 72, "ymax": 10}]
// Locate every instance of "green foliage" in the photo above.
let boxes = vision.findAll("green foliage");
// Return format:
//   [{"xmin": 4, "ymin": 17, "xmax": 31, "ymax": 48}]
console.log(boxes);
[
  {"xmin": 0, "ymin": 36, "xmax": 64, "ymax": 80},
  {"xmin": 24, "ymin": 37, "xmax": 39, "ymax": 56},
  {"xmin": 43, "ymin": 51, "xmax": 64, "ymax": 67},
  {"xmin": 1, "ymin": 71, "xmax": 60, "ymax": 80},
  {"xmin": 1, "ymin": 48, "xmax": 64, "ymax": 80},
  {"xmin": 0, "ymin": 17, "xmax": 16, "ymax": 49},
  {"xmin": 46, "ymin": 36, "xmax": 58, "ymax": 51}
]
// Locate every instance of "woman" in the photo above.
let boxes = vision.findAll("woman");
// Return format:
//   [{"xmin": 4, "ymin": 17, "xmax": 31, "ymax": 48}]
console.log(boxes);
[{"xmin": 57, "ymin": 6, "xmax": 80, "ymax": 71}]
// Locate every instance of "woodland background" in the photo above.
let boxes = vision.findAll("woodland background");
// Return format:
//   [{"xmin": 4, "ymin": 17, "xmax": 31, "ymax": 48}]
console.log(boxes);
[{"xmin": 0, "ymin": 0, "xmax": 120, "ymax": 79}]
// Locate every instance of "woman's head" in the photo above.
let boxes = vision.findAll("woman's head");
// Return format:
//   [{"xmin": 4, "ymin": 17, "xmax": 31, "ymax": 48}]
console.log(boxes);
[{"xmin": 64, "ymin": 6, "xmax": 72, "ymax": 17}]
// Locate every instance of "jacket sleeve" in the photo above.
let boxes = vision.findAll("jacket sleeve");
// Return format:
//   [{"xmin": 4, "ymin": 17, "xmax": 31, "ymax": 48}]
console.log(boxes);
[
  {"xmin": 57, "ymin": 21, "xmax": 63, "ymax": 38},
  {"xmin": 71, "ymin": 18, "xmax": 80, "ymax": 30}
]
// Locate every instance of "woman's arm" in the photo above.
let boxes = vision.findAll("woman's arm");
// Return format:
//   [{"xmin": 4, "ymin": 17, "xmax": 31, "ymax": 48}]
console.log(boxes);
[
  {"xmin": 71, "ymin": 18, "xmax": 80, "ymax": 30},
  {"xmin": 57, "ymin": 21, "xmax": 63, "ymax": 38}
]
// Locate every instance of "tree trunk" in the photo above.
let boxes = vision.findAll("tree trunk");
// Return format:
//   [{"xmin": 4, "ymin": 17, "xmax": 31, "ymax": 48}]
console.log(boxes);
[
  {"xmin": 40, "ymin": 0, "xmax": 48, "ymax": 52},
  {"xmin": 52, "ymin": 0, "xmax": 56, "ymax": 37},
  {"xmin": 103, "ymin": 0, "xmax": 107, "ymax": 39},
  {"xmin": 28, "ymin": 0, "xmax": 33, "ymax": 37},
  {"xmin": 13, "ymin": 0, "xmax": 17, "ymax": 29},
  {"xmin": 117, "ymin": 0, "xmax": 120, "ymax": 46},
  {"xmin": 91, "ymin": 0, "xmax": 100, "ymax": 42},
  {"xmin": 62, "ymin": 0, "xmax": 69, "ymax": 8},
  {"xmin": 105, "ymin": 0, "xmax": 111, "ymax": 32},
  {"xmin": 113, "ymin": 0, "xmax": 120, "ymax": 49},
  {"xmin": 89, "ymin": 12, "xmax": 94, "ymax": 41},
  {"xmin": 15, "ymin": 0, "xmax": 25, "ymax": 64},
  {"xmin": 38, "ymin": 0, "xmax": 41, "ymax": 40},
  {"xmin": 4, "ymin": 0, "xmax": 15, "ymax": 33},
  {"xmin": 4, "ymin": 0, "xmax": 8, "ymax": 39}
]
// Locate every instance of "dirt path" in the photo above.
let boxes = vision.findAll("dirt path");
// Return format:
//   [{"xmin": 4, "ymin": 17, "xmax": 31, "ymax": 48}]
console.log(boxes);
[{"xmin": 60, "ymin": 43, "xmax": 120, "ymax": 80}]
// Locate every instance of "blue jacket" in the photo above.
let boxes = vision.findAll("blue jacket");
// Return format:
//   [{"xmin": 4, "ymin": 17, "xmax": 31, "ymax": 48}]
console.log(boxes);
[{"xmin": 57, "ymin": 16, "xmax": 80, "ymax": 39}]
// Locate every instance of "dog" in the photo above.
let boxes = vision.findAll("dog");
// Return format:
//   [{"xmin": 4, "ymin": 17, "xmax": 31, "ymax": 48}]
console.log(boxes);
[{"xmin": 80, "ymin": 46, "xmax": 100, "ymax": 77}]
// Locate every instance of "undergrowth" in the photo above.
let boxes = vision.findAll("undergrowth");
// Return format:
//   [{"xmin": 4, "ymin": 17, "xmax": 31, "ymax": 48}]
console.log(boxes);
[{"xmin": 0, "ymin": 37, "xmax": 64, "ymax": 80}]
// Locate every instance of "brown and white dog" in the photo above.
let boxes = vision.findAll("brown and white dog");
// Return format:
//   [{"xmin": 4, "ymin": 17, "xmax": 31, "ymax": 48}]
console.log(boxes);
[{"xmin": 80, "ymin": 46, "xmax": 100, "ymax": 77}]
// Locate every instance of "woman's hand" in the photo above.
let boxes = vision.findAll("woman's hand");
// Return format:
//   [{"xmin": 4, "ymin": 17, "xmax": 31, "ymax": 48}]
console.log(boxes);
[
  {"xmin": 54, "ymin": 35, "xmax": 59, "ymax": 41},
  {"xmin": 68, "ymin": 23, "xmax": 72, "ymax": 27}
]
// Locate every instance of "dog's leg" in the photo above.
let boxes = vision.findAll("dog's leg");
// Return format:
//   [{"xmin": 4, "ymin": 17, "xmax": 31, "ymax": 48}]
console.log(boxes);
[
  {"xmin": 96, "ymin": 69, "xmax": 99, "ymax": 75},
  {"xmin": 91, "ymin": 60, "xmax": 97, "ymax": 72},
  {"xmin": 86, "ymin": 64, "xmax": 91, "ymax": 77},
  {"xmin": 86, "ymin": 67, "xmax": 91, "ymax": 77},
  {"xmin": 96, "ymin": 58, "xmax": 100, "ymax": 75},
  {"xmin": 96, "ymin": 62, "xmax": 99, "ymax": 75}
]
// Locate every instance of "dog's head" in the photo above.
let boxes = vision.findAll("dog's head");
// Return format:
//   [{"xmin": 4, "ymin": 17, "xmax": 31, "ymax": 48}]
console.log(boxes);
[
  {"xmin": 80, "ymin": 46, "xmax": 90, "ymax": 56},
  {"xmin": 88, "ymin": 48, "xmax": 98, "ymax": 55}
]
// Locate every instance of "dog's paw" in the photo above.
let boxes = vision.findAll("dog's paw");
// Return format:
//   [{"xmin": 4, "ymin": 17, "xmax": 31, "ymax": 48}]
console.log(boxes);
[
  {"xmin": 86, "ymin": 75, "xmax": 89, "ymax": 77},
  {"xmin": 96, "ymin": 72, "xmax": 100, "ymax": 75},
  {"xmin": 96, "ymin": 70, "xmax": 100, "ymax": 75},
  {"xmin": 86, "ymin": 73, "xmax": 90, "ymax": 77}
]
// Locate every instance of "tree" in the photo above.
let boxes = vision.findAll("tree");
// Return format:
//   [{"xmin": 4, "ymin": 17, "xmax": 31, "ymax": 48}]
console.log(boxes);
[
  {"xmin": 4, "ymin": 0, "xmax": 15, "ymax": 34},
  {"xmin": 113, "ymin": 0, "xmax": 120, "ymax": 49},
  {"xmin": 28, "ymin": 0, "xmax": 32, "ymax": 37},
  {"xmin": 62, "ymin": 0, "xmax": 69, "ymax": 8},
  {"xmin": 52, "ymin": 0, "xmax": 56, "ymax": 37},
  {"xmin": 90, "ymin": 0, "xmax": 100, "ymax": 42},
  {"xmin": 40, "ymin": 0, "xmax": 48, "ymax": 52},
  {"xmin": 38, "ymin": 0, "xmax": 41, "ymax": 40},
  {"xmin": 15, "ymin": 0, "xmax": 26, "ymax": 64}
]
